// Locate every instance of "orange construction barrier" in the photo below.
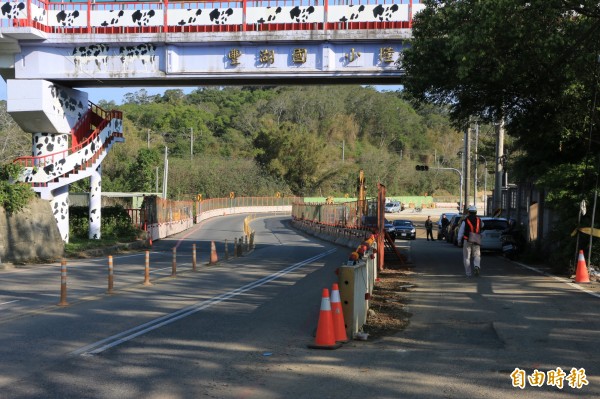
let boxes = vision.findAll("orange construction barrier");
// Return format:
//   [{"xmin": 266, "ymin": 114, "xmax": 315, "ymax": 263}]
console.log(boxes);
[
  {"xmin": 308, "ymin": 288, "xmax": 342, "ymax": 350},
  {"xmin": 209, "ymin": 241, "xmax": 218, "ymax": 265},
  {"xmin": 575, "ymin": 250, "xmax": 591, "ymax": 283},
  {"xmin": 331, "ymin": 283, "xmax": 349, "ymax": 343}
]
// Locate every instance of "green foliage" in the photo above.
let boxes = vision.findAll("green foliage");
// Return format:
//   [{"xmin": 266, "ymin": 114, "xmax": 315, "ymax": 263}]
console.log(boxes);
[
  {"xmin": 69, "ymin": 206, "xmax": 142, "ymax": 240},
  {"xmin": 0, "ymin": 163, "xmax": 35, "ymax": 214},
  {"xmin": 96, "ymin": 86, "xmax": 463, "ymax": 199}
]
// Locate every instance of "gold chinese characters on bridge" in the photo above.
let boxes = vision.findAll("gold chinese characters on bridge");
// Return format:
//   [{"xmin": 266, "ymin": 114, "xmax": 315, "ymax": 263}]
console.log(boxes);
[
  {"xmin": 228, "ymin": 49, "xmax": 241, "ymax": 65},
  {"xmin": 259, "ymin": 50, "xmax": 275, "ymax": 65},
  {"xmin": 226, "ymin": 48, "xmax": 400, "ymax": 67},
  {"xmin": 292, "ymin": 48, "xmax": 307, "ymax": 64},
  {"xmin": 379, "ymin": 47, "xmax": 395, "ymax": 63}
]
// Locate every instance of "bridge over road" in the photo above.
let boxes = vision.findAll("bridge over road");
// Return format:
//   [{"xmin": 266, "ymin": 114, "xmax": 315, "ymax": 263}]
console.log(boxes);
[{"xmin": 0, "ymin": 0, "xmax": 425, "ymax": 86}]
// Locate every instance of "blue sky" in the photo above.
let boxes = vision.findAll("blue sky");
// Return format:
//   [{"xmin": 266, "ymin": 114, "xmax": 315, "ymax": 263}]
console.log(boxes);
[{"xmin": 0, "ymin": 79, "xmax": 401, "ymax": 104}]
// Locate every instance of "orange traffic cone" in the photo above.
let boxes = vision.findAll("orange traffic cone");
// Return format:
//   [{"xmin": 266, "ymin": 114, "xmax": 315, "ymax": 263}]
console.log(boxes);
[
  {"xmin": 331, "ymin": 283, "xmax": 349, "ymax": 343},
  {"xmin": 209, "ymin": 241, "xmax": 218, "ymax": 265},
  {"xmin": 575, "ymin": 250, "xmax": 591, "ymax": 283},
  {"xmin": 308, "ymin": 289, "xmax": 342, "ymax": 350}
]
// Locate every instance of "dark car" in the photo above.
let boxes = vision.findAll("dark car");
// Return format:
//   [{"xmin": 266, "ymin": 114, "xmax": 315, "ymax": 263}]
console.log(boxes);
[
  {"xmin": 361, "ymin": 216, "xmax": 396, "ymax": 239},
  {"xmin": 393, "ymin": 219, "xmax": 416, "ymax": 240},
  {"xmin": 385, "ymin": 219, "xmax": 396, "ymax": 239},
  {"xmin": 437, "ymin": 213, "xmax": 457, "ymax": 240},
  {"xmin": 447, "ymin": 214, "xmax": 464, "ymax": 244}
]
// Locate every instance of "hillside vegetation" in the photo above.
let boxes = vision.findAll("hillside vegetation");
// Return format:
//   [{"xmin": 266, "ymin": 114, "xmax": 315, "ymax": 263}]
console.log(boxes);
[{"xmin": 1, "ymin": 86, "xmax": 497, "ymax": 199}]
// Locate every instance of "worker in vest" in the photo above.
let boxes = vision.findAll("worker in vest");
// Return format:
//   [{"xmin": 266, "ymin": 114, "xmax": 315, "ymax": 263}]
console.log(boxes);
[{"xmin": 457, "ymin": 205, "xmax": 484, "ymax": 277}]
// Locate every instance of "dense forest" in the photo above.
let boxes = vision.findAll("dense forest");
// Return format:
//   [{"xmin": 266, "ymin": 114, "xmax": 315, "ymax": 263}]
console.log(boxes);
[{"xmin": 1, "ymin": 86, "xmax": 497, "ymax": 200}]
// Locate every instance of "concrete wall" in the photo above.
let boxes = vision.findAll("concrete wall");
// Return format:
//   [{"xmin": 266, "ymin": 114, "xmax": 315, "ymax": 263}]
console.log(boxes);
[{"xmin": 0, "ymin": 197, "xmax": 64, "ymax": 263}]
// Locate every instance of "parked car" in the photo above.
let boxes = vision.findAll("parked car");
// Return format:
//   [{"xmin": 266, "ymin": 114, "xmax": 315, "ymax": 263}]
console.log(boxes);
[
  {"xmin": 446, "ymin": 214, "xmax": 463, "ymax": 244},
  {"xmin": 437, "ymin": 213, "xmax": 457, "ymax": 240},
  {"xmin": 393, "ymin": 219, "xmax": 416, "ymax": 240},
  {"xmin": 479, "ymin": 217, "xmax": 509, "ymax": 251},
  {"xmin": 385, "ymin": 201, "xmax": 403, "ymax": 213},
  {"xmin": 384, "ymin": 219, "xmax": 396, "ymax": 239},
  {"xmin": 361, "ymin": 216, "xmax": 396, "ymax": 239}
]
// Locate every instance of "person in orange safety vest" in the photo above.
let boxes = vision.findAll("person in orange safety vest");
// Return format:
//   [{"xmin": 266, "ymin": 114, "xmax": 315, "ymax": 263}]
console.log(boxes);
[{"xmin": 457, "ymin": 205, "xmax": 484, "ymax": 277}]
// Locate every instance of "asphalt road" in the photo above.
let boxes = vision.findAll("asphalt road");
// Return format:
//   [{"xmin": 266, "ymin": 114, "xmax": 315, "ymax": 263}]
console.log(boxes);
[{"xmin": 0, "ymin": 213, "xmax": 599, "ymax": 398}]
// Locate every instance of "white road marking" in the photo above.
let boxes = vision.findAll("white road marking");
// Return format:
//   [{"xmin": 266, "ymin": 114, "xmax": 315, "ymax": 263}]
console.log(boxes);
[
  {"xmin": 0, "ymin": 300, "xmax": 19, "ymax": 306},
  {"xmin": 514, "ymin": 261, "xmax": 600, "ymax": 299},
  {"xmin": 72, "ymin": 248, "xmax": 337, "ymax": 356}
]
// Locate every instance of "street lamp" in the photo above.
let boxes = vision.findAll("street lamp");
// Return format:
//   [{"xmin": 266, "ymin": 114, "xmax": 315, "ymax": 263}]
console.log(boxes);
[{"xmin": 436, "ymin": 166, "xmax": 463, "ymax": 213}]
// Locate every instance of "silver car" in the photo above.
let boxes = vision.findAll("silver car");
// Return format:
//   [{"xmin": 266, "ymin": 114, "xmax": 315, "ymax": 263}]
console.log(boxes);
[
  {"xmin": 385, "ymin": 201, "xmax": 402, "ymax": 213},
  {"xmin": 479, "ymin": 217, "xmax": 509, "ymax": 251}
]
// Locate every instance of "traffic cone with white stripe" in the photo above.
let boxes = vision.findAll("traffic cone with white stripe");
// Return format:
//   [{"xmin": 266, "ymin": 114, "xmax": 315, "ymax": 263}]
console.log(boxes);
[
  {"xmin": 575, "ymin": 250, "xmax": 591, "ymax": 283},
  {"xmin": 308, "ymin": 288, "xmax": 342, "ymax": 350},
  {"xmin": 331, "ymin": 283, "xmax": 349, "ymax": 343}
]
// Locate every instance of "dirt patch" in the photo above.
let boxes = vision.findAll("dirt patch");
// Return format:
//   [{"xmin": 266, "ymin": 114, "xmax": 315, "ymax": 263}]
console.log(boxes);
[{"xmin": 362, "ymin": 264, "xmax": 414, "ymax": 339}]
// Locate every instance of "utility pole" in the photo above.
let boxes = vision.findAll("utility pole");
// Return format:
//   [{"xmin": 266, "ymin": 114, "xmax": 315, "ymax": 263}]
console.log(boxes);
[
  {"xmin": 155, "ymin": 166, "xmax": 159, "ymax": 193},
  {"xmin": 162, "ymin": 146, "xmax": 168, "ymax": 199},
  {"xmin": 463, "ymin": 124, "xmax": 471, "ymax": 211},
  {"xmin": 190, "ymin": 127, "xmax": 194, "ymax": 160},
  {"xmin": 494, "ymin": 119, "xmax": 505, "ymax": 213},
  {"xmin": 342, "ymin": 139, "xmax": 345, "ymax": 162},
  {"xmin": 474, "ymin": 123, "xmax": 479, "ymax": 209}
]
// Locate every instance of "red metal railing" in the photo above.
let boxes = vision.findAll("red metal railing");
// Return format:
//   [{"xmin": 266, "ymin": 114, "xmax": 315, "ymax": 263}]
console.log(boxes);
[
  {"xmin": 1, "ymin": 0, "xmax": 416, "ymax": 33},
  {"xmin": 13, "ymin": 103, "xmax": 120, "ymax": 168}
]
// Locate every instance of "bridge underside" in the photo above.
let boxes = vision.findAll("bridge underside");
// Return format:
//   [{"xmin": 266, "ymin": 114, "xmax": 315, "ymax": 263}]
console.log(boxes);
[{"xmin": 1, "ymin": 29, "xmax": 409, "ymax": 88}]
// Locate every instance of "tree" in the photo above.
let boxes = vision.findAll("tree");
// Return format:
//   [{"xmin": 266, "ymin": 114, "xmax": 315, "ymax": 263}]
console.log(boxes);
[
  {"xmin": 126, "ymin": 148, "xmax": 161, "ymax": 192},
  {"xmin": 402, "ymin": 0, "xmax": 600, "ymax": 184}
]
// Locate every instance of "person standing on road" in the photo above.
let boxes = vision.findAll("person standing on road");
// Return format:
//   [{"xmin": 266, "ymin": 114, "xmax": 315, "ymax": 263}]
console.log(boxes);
[
  {"xmin": 457, "ymin": 206, "xmax": 483, "ymax": 277},
  {"xmin": 440, "ymin": 214, "xmax": 450, "ymax": 240},
  {"xmin": 425, "ymin": 215, "xmax": 434, "ymax": 241}
]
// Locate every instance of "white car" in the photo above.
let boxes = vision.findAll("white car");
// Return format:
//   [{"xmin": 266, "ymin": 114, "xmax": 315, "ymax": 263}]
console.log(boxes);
[
  {"xmin": 385, "ymin": 201, "xmax": 402, "ymax": 213},
  {"xmin": 479, "ymin": 217, "xmax": 509, "ymax": 251}
]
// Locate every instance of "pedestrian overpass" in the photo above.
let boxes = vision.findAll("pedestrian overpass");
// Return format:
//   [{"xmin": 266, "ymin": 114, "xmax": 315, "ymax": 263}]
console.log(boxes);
[{"xmin": 0, "ymin": 0, "xmax": 424, "ymax": 242}]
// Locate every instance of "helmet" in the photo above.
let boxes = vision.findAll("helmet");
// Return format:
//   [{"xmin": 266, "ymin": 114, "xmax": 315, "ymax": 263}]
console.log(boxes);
[{"xmin": 468, "ymin": 205, "xmax": 477, "ymax": 213}]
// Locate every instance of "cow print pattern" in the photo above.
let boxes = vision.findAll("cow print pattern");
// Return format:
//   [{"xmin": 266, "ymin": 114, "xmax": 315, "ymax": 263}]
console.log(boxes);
[
  {"xmin": 256, "ymin": 6, "xmax": 281, "ymax": 24},
  {"xmin": 2, "ymin": 4, "xmax": 407, "ymax": 28},
  {"xmin": 209, "ymin": 8, "xmax": 233, "ymax": 25},
  {"xmin": 32, "ymin": 133, "xmax": 68, "ymax": 157},
  {"xmin": 1, "ymin": 1, "xmax": 24, "ymax": 19},
  {"xmin": 373, "ymin": 4, "xmax": 399, "ymax": 22},
  {"xmin": 339, "ymin": 5, "xmax": 365, "ymax": 23},
  {"xmin": 177, "ymin": 9, "xmax": 202, "ymax": 26},
  {"xmin": 22, "ymin": 116, "xmax": 123, "ymax": 185},
  {"xmin": 89, "ymin": 168, "xmax": 101, "ymax": 239},
  {"xmin": 49, "ymin": 85, "xmax": 86, "ymax": 123},
  {"xmin": 56, "ymin": 10, "xmax": 80, "ymax": 27},
  {"xmin": 51, "ymin": 194, "xmax": 69, "ymax": 242},
  {"xmin": 119, "ymin": 43, "xmax": 156, "ymax": 66},
  {"xmin": 100, "ymin": 10, "xmax": 124, "ymax": 27},
  {"xmin": 73, "ymin": 44, "xmax": 110, "ymax": 70},
  {"xmin": 289, "ymin": 6, "xmax": 314, "ymax": 23},
  {"xmin": 132, "ymin": 9, "xmax": 156, "ymax": 26}
]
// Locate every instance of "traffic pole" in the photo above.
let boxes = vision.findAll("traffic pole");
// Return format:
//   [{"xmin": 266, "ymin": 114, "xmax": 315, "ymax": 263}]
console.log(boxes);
[
  {"xmin": 58, "ymin": 259, "xmax": 68, "ymax": 306},
  {"xmin": 143, "ymin": 250, "xmax": 152, "ymax": 286},
  {"xmin": 172, "ymin": 247, "xmax": 177, "ymax": 277},
  {"xmin": 107, "ymin": 255, "xmax": 114, "ymax": 294},
  {"xmin": 192, "ymin": 243, "xmax": 197, "ymax": 272}
]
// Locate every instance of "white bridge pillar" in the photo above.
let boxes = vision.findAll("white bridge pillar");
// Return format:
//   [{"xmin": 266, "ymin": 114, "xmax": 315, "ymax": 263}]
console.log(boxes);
[{"xmin": 89, "ymin": 166, "xmax": 102, "ymax": 239}]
